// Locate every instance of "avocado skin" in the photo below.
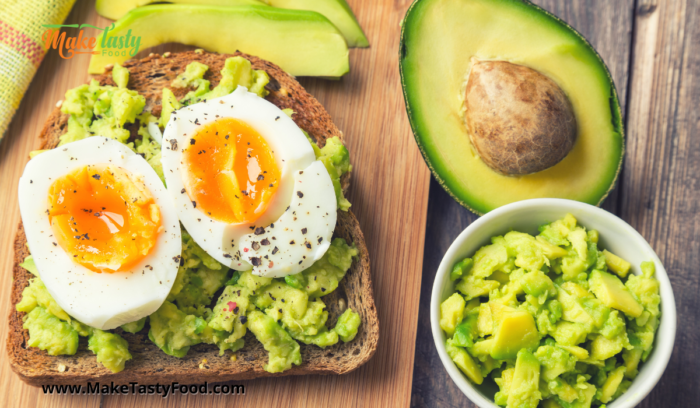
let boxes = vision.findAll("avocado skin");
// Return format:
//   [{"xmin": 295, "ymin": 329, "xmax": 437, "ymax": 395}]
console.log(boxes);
[
  {"xmin": 399, "ymin": 0, "xmax": 625, "ymax": 215},
  {"xmin": 89, "ymin": 4, "xmax": 349, "ymax": 78}
]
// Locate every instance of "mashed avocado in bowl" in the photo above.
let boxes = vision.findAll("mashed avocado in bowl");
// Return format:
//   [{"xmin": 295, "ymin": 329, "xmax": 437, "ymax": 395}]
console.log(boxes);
[{"xmin": 431, "ymin": 199, "xmax": 676, "ymax": 408}]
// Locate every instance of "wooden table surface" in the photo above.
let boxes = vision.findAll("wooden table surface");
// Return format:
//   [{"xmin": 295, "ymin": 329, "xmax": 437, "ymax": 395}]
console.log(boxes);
[
  {"xmin": 0, "ymin": 0, "xmax": 431, "ymax": 406},
  {"xmin": 411, "ymin": 0, "xmax": 700, "ymax": 407},
  {"xmin": 2, "ymin": 0, "xmax": 697, "ymax": 407}
]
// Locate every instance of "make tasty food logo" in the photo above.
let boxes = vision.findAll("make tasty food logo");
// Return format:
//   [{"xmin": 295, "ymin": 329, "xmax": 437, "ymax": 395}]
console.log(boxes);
[{"xmin": 41, "ymin": 23, "xmax": 141, "ymax": 59}]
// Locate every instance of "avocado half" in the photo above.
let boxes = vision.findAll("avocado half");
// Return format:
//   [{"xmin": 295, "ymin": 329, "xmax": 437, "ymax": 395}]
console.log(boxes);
[{"xmin": 399, "ymin": 0, "xmax": 624, "ymax": 215}]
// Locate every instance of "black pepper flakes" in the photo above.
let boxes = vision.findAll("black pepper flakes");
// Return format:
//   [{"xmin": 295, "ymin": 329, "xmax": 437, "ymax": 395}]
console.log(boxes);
[
  {"xmin": 169, "ymin": 139, "xmax": 178, "ymax": 150},
  {"xmin": 261, "ymin": 238, "xmax": 270, "ymax": 246},
  {"xmin": 252, "ymin": 241, "xmax": 260, "ymax": 250},
  {"xmin": 239, "ymin": 315, "xmax": 247, "ymax": 324},
  {"xmin": 305, "ymin": 242, "xmax": 312, "ymax": 249},
  {"xmin": 257, "ymin": 174, "xmax": 265, "ymax": 181},
  {"xmin": 301, "ymin": 228, "xmax": 307, "ymax": 234},
  {"xmin": 192, "ymin": 201, "xmax": 197, "ymax": 208},
  {"xmin": 272, "ymin": 247, "xmax": 279, "ymax": 255},
  {"xmin": 190, "ymin": 138, "xmax": 196, "ymax": 145},
  {"xmin": 296, "ymin": 191, "xmax": 304, "ymax": 198},
  {"xmin": 181, "ymin": 188, "xmax": 186, "ymax": 194},
  {"xmin": 91, "ymin": 174, "xmax": 100, "ymax": 180},
  {"xmin": 254, "ymin": 227, "xmax": 265, "ymax": 235},
  {"xmin": 251, "ymin": 257, "xmax": 262, "ymax": 266}
]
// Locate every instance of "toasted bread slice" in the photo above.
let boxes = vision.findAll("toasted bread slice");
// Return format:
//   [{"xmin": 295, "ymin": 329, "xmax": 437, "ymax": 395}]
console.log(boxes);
[{"xmin": 7, "ymin": 51, "xmax": 378, "ymax": 386}]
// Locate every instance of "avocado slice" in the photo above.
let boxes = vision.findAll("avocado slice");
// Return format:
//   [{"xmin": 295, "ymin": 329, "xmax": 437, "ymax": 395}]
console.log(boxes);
[
  {"xmin": 88, "ymin": 5, "xmax": 349, "ymax": 77},
  {"xmin": 95, "ymin": 0, "xmax": 260, "ymax": 20},
  {"xmin": 95, "ymin": 0, "xmax": 369, "ymax": 48},
  {"xmin": 400, "ymin": 0, "xmax": 624, "ymax": 214}
]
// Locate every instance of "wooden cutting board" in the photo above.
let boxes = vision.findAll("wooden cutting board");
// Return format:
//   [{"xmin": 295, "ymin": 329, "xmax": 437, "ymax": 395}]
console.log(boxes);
[{"xmin": 0, "ymin": 0, "xmax": 430, "ymax": 406}]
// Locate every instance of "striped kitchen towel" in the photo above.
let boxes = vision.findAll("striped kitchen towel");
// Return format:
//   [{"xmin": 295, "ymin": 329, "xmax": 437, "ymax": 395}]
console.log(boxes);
[{"xmin": 0, "ymin": 0, "xmax": 76, "ymax": 141}]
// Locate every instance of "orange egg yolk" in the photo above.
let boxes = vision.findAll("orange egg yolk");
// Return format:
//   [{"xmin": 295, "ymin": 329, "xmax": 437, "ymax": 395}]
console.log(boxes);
[
  {"xmin": 182, "ymin": 118, "xmax": 280, "ymax": 224},
  {"xmin": 48, "ymin": 164, "xmax": 162, "ymax": 273}
]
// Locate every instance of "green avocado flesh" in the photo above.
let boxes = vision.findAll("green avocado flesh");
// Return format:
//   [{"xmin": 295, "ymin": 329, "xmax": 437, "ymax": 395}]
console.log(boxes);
[
  {"xmin": 400, "ymin": 0, "xmax": 624, "ymax": 214},
  {"xmin": 88, "ymin": 5, "xmax": 349, "ymax": 77},
  {"xmin": 439, "ymin": 214, "xmax": 662, "ymax": 408},
  {"xmin": 95, "ymin": 0, "xmax": 368, "ymax": 48}
]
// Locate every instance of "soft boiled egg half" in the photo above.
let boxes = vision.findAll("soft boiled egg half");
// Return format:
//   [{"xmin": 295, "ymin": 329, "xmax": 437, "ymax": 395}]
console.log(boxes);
[
  {"xmin": 161, "ymin": 86, "xmax": 337, "ymax": 278},
  {"xmin": 18, "ymin": 137, "xmax": 181, "ymax": 330}
]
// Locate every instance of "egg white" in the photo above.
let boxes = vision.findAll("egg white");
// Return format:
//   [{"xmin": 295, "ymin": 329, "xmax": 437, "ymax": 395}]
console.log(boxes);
[
  {"xmin": 161, "ymin": 87, "xmax": 338, "ymax": 277},
  {"xmin": 18, "ymin": 137, "xmax": 181, "ymax": 330},
  {"xmin": 241, "ymin": 160, "xmax": 337, "ymax": 277}
]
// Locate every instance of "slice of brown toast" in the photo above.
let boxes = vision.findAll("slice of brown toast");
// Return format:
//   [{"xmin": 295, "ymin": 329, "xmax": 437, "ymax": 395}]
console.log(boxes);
[{"xmin": 7, "ymin": 51, "xmax": 378, "ymax": 386}]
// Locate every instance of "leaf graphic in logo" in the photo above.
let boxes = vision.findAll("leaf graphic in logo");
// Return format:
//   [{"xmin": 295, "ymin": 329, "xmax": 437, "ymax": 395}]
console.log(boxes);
[
  {"xmin": 79, "ymin": 24, "xmax": 106, "ymax": 31},
  {"xmin": 42, "ymin": 24, "xmax": 79, "ymax": 28}
]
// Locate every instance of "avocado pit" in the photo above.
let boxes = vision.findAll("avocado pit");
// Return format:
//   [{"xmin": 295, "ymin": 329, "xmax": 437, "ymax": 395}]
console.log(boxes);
[{"xmin": 464, "ymin": 60, "xmax": 577, "ymax": 176}]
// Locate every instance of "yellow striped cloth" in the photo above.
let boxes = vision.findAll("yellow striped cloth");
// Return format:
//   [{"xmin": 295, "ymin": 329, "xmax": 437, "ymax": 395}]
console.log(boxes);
[{"xmin": 0, "ymin": 0, "xmax": 76, "ymax": 140}]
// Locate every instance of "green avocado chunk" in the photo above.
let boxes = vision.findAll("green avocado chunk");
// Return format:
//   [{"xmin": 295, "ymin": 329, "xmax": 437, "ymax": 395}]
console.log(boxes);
[
  {"xmin": 120, "ymin": 317, "xmax": 147, "ymax": 333},
  {"xmin": 333, "ymin": 308, "xmax": 361, "ymax": 342},
  {"xmin": 59, "ymin": 79, "xmax": 145, "ymax": 146},
  {"xmin": 112, "ymin": 63, "xmax": 129, "ymax": 89},
  {"xmin": 489, "ymin": 302, "xmax": 539, "ymax": 360},
  {"xmin": 16, "ymin": 275, "xmax": 71, "ymax": 322},
  {"xmin": 88, "ymin": 5, "xmax": 349, "ymax": 78},
  {"xmin": 23, "ymin": 307, "xmax": 79, "ymax": 356},
  {"xmin": 317, "ymin": 137, "xmax": 353, "ymax": 211},
  {"xmin": 148, "ymin": 301, "xmax": 205, "ymax": 357},
  {"xmin": 508, "ymin": 349, "xmax": 541, "ymax": 408},
  {"xmin": 286, "ymin": 238, "xmax": 358, "ymax": 298},
  {"xmin": 247, "ymin": 310, "xmax": 302, "ymax": 373},
  {"xmin": 446, "ymin": 338, "xmax": 483, "ymax": 385},
  {"xmin": 589, "ymin": 270, "xmax": 643, "ymax": 318},
  {"xmin": 167, "ymin": 231, "xmax": 230, "ymax": 317},
  {"xmin": 400, "ymin": 0, "xmax": 624, "ymax": 214},
  {"xmin": 88, "ymin": 329, "xmax": 133, "ymax": 373}
]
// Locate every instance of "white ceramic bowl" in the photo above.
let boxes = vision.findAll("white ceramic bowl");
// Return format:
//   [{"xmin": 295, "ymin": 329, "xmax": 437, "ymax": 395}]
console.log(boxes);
[{"xmin": 430, "ymin": 198, "xmax": 676, "ymax": 408}]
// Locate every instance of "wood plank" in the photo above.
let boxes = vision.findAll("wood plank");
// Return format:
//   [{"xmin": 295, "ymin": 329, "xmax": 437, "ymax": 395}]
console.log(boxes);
[
  {"xmin": 0, "ymin": 0, "xmax": 430, "ymax": 406},
  {"xmin": 409, "ymin": 1, "xmax": 637, "ymax": 406},
  {"xmin": 621, "ymin": 0, "xmax": 700, "ymax": 406}
]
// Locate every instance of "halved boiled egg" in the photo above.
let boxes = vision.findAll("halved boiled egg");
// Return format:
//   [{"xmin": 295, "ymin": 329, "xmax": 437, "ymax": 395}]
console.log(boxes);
[
  {"xmin": 161, "ymin": 87, "xmax": 337, "ymax": 278},
  {"xmin": 18, "ymin": 137, "xmax": 181, "ymax": 330}
]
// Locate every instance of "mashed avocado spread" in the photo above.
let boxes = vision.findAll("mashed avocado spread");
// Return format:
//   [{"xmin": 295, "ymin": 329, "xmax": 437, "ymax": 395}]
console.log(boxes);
[
  {"xmin": 19, "ymin": 60, "xmax": 360, "ymax": 374},
  {"xmin": 439, "ymin": 214, "xmax": 661, "ymax": 408}
]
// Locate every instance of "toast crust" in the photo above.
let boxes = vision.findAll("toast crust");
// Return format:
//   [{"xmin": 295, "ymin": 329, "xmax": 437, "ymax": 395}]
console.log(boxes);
[{"xmin": 7, "ymin": 51, "xmax": 378, "ymax": 386}]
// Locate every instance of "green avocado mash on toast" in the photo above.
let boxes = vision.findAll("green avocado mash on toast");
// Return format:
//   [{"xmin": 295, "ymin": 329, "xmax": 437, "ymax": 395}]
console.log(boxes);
[{"xmin": 18, "ymin": 59, "xmax": 360, "ymax": 374}]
